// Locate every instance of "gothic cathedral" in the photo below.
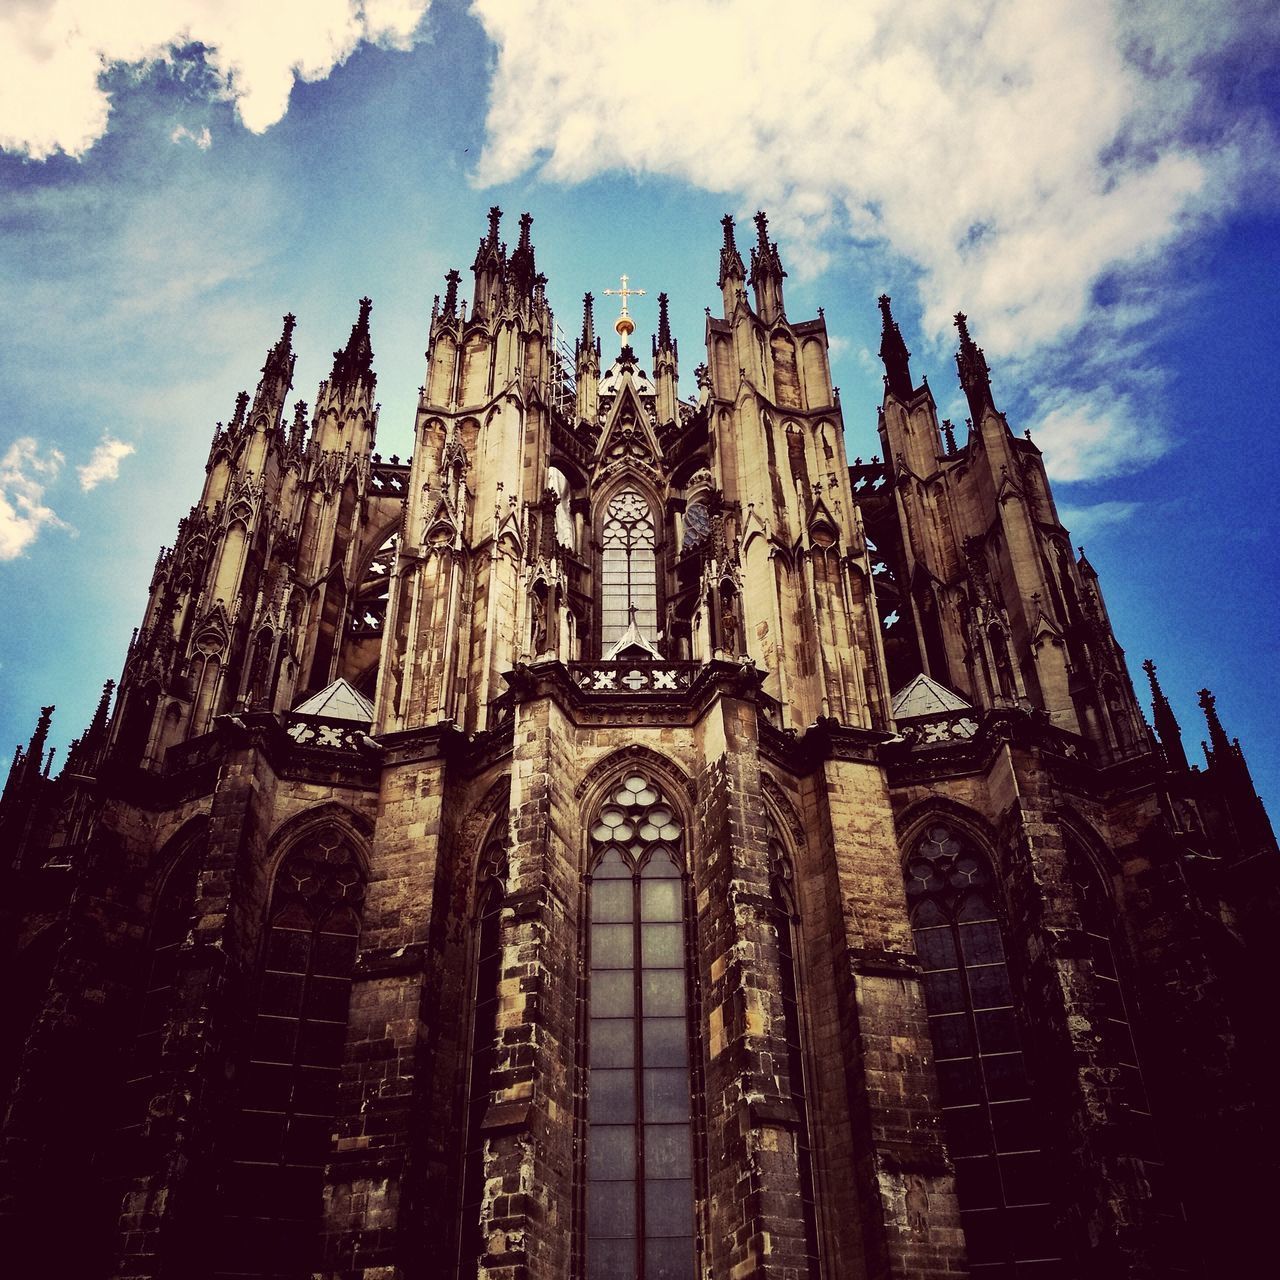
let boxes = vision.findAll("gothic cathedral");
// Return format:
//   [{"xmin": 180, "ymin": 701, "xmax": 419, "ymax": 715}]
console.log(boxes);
[{"xmin": 1, "ymin": 210, "xmax": 1275, "ymax": 1280}]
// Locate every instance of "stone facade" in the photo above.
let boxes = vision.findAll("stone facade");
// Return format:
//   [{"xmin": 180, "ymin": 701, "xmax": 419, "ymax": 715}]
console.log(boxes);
[{"xmin": 1, "ymin": 209, "xmax": 1275, "ymax": 1280}]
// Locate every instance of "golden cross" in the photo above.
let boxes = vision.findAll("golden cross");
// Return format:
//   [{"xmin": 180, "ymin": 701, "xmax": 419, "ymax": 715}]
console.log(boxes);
[{"xmin": 603, "ymin": 273, "xmax": 646, "ymax": 318}]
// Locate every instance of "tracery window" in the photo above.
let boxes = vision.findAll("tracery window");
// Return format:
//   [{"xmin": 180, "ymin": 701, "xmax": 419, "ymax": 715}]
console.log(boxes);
[
  {"xmin": 214, "ymin": 831, "xmax": 364, "ymax": 1279},
  {"xmin": 600, "ymin": 488, "xmax": 658, "ymax": 651},
  {"xmin": 585, "ymin": 772, "xmax": 695, "ymax": 1280},
  {"xmin": 905, "ymin": 824, "xmax": 1062, "ymax": 1277},
  {"xmin": 766, "ymin": 825, "xmax": 819, "ymax": 1274}
]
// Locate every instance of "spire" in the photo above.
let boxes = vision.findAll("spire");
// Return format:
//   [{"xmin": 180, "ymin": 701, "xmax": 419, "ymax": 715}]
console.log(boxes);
[
  {"xmin": 230, "ymin": 390, "xmax": 250, "ymax": 432},
  {"xmin": 253, "ymin": 313, "xmax": 297, "ymax": 418},
  {"xmin": 576, "ymin": 292, "xmax": 601, "ymax": 422},
  {"xmin": 652, "ymin": 291, "xmax": 679, "ymax": 424},
  {"xmin": 942, "ymin": 419, "xmax": 957, "ymax": 453},
  {"xmin": 289, "ymin": 400, "xmax": 309, "ymax": 453},
  {"xmin": 330, "ymin": 297, "xmax": 376, "ymax": 396},
  {"xmin": 748, "ymin": 210, "xmax": 787, "ymax": 323},
  {"xmin": 471, "ymin": 207, "xmax": 507, "ymax": 316},
  {"xmin": 878, "ymin": 295, "xmax": 914, "ymax": 401},
  {"xmin": 1144, "ymin": 659, "xmax": 1188, "ymax": 772},
  {"xmin": 654, "ymin": 292, "xmax": 674, "ymax": 354},
  {"xmin": 1198, "ymin": 688, "xmax": 1233, "ymax": 760},
  {"xmin": 718, "ymin": 214, "xmax": 745, "ymax": 290},
  {"xmin": 64, "ymin": 680, "xmax": 115, "ymax": 776},
  {"xmin": 577, "ymin": 292, "xmax": 600, "ymax": 360},
  {"xmin": 954, "ymin": 311, "xmax": 995, "ymax": 422},
  {"xmin": 509, "ymin": 211, "xmax": 537, "ymax": 300}
]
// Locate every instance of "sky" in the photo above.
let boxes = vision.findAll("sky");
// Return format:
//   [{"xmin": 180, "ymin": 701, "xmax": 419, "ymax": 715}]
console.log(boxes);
[{"xmin": 1, "ymin": 0, "xmax": 1277, "ymax": 812}]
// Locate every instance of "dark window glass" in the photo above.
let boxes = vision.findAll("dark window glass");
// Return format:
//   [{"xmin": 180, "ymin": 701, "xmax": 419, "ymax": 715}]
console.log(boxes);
[
  {"xmin": 586, "ymin": 773, "xmax": 695, "ymax": 1280},
  {"xmin": 906, "ymin": 824, "xmax": 1060, "ymax": 1269},
  {"xmin": 214, "ymin": 834, "xmax": 365, "ymax": 1279},
  {"xmin": 768, "ymin": 834, "xmax": 820, "ymax": 1275},
  {"xmin": 458, "ymin": 842, "xmax": 507, "ymax": 1278}
]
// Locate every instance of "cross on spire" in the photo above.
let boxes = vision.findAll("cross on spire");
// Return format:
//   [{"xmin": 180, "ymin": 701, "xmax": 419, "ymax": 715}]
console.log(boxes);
[{"xmin": 603, "ymin": 273, "xmax": 646, "ymax": 344}]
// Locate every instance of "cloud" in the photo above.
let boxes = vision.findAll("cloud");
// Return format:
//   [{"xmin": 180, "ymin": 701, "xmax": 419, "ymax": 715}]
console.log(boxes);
[
  {"xmin": 472, "ymin": 0, "xmax": 1279, "ymax": 479},
  {"xmin": 0, "ymin": 437, "xmax": 67, "ymax": 560},
  {"xmin": 1027, "ymin": 387, "xmax": 1168, "ymax": 484},
  {"xmin": 78, "ymin": 436, "xmax": 136, "ymax": 491},
  {"xmin": 170, "ymin": 124, "xmax": 212, "ymax": 149},
  {"xmin": 0, "ymin": 0, "xmax": 433, "ymax": 159},
  {"xmin": 1056, "ymin": 500, "xmax": 1141, "ymax": 538}
]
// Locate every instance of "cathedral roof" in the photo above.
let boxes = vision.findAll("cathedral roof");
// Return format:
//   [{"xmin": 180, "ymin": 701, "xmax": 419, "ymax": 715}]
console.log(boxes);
[
  {"xmin": 891, "ymin": 673, "xmax": 973, "ymax": 720},
  {"xmin": 291, "ymin": 678, "xmax": 375, "ymax": 723},
  {"xmin": 599, "ymin": 346, "xmax": 656, "ymax": 399}
]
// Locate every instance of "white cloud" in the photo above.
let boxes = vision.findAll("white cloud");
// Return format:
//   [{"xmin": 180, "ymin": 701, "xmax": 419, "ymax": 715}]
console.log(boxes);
[
  {"xmin": 78, "ymin": 436, "xmax": 136, "ymax": 491},
  {"xmin": 1056, "ymin": 500, "xmax": 1141, "ymax": 538},
  {"xmin": 472, "ymin": 0, "xmax": 1278, "ymax": 479},
  {"xmin": 0, "ymin": 0, "xmax": 433, "ymax": 159},
  {"xmin": 171, "ymin": 124, "xmax": 212, "ymax": 149},
  {"xmin": 0, "ymin": 437, "xmax": 67, "ymax": 560},
  {"xmin": 1027, "ymin": 389, "xmax": 1167, "ymax": 484}
]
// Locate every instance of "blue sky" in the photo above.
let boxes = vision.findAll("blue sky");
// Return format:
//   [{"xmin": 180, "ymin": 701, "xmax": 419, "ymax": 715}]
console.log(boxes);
[{"xmin": 1, "ymin": 0, "xmax": 1277, "ymax": 811}]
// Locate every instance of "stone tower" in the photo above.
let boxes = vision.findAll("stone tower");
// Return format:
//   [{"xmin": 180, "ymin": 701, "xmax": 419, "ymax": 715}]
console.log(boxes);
[{"xmin": 1, "ymin": 210, "xmax": 1276, "ymax": 1280}]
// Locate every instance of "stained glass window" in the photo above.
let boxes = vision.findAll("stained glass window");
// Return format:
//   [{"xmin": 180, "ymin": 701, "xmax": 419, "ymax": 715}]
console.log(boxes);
[
  {"xmin": 586, "ymin": 773, "xmax": 695, "ymax": 1280},
  {"xmin": 601, "ymin": 489, "xmax": 658, "ymax": 651},
  {"xmin": 905, "ymin": 825, "xmax": 1062, "ymax": 1277}
]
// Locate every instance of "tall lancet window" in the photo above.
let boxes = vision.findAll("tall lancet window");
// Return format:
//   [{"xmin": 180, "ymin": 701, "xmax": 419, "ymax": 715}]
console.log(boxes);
[
  {"xmin": 905, "ymin": 824, "xmax": 1062, "ymax": 1276},
  {"xmin": 766, "ymin": 824, "xmax": 820, "ymax": 1273},
  {"xmin": 586, "ymin": 772, "xmax": 695, "ymax": 1280},
  {"xmin": 458, "ymin": 837, "xmax": 507, "ymax": 1278},
  {"xmin": 600, "ymin": 488, "xmax": 658, "ymax": 651}
]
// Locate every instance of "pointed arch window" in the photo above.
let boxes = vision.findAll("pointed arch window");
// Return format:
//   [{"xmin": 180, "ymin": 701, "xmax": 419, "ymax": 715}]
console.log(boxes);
[
  {"xmin": 1067, "ymin": 845, "xmax": 1187, "ymax": 1263},
  {"xmin": 585, "ymin": 772, "xmax": 695, "ymax": 1280},
  {"xmin": 905, "ymin": 824, "xmax": 1061, "ymax": 1275},
  {"xmin": 214, "ymin": 831, "xmax": 364, "ymax": 1279},
  {"xmin": 119, "ymin": 835, "xmax": 204, "ymax": 1159},
  {"xmin": 458, "ymin": 835, "xmax": 508, "ymax": 1278},
  {"xmin": 766, "ymin": 823, "xmax": 819, "ymax": 1274},
  {"xmin": 600, "ymin": 488, "xmax": 657, "ymax": 651}
]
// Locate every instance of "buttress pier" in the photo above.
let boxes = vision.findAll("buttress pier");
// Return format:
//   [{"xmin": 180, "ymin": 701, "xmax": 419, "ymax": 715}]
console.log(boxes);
[{"xmin": 2, "ymin": 209, "xmax": 1276, "ymax": 1280}]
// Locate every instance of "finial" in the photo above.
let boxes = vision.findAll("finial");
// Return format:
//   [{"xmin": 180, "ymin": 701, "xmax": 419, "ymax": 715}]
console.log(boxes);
[
  {"xmin": 443, "ymin": 269, "xmax": 461, "ymax": 316},
  {"xmin": 358, "ymin": 296, "xmax": 372, "ymax": 325},
  {"xmin": 487, "ymin": 206, "xmax": 502, "ymax": 244},
  {"xmin": 582, "ymin": 292, "xmax": 595, "ymax": 342},
  {"xmin": 721, "ymin": 214, "xmax": 737, "ymax": 249},
  {"xmin": 954, "ymin": 311, "xmax": 970, "ymax": 341},
  {"xmin": 754, "ymin": 209, "xmax": 770, "ymax": 250},
  {"xmin": 517, "ymin": 211, "xmax": 533, "ymax": 251},
  {"xmin": 231, "ymin": 390, "xmax": 250, "ymax": 430},
  {"xmin": 281, "ymin": 313, "xmax": 296, "ymax": 344},
  {"xmin": 657, "ymin": 292, "xmax": 672, "ymax": 350},
  {"xmin": 942, "ymin": 419, "xmax": 957, "ymax": 453}
]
